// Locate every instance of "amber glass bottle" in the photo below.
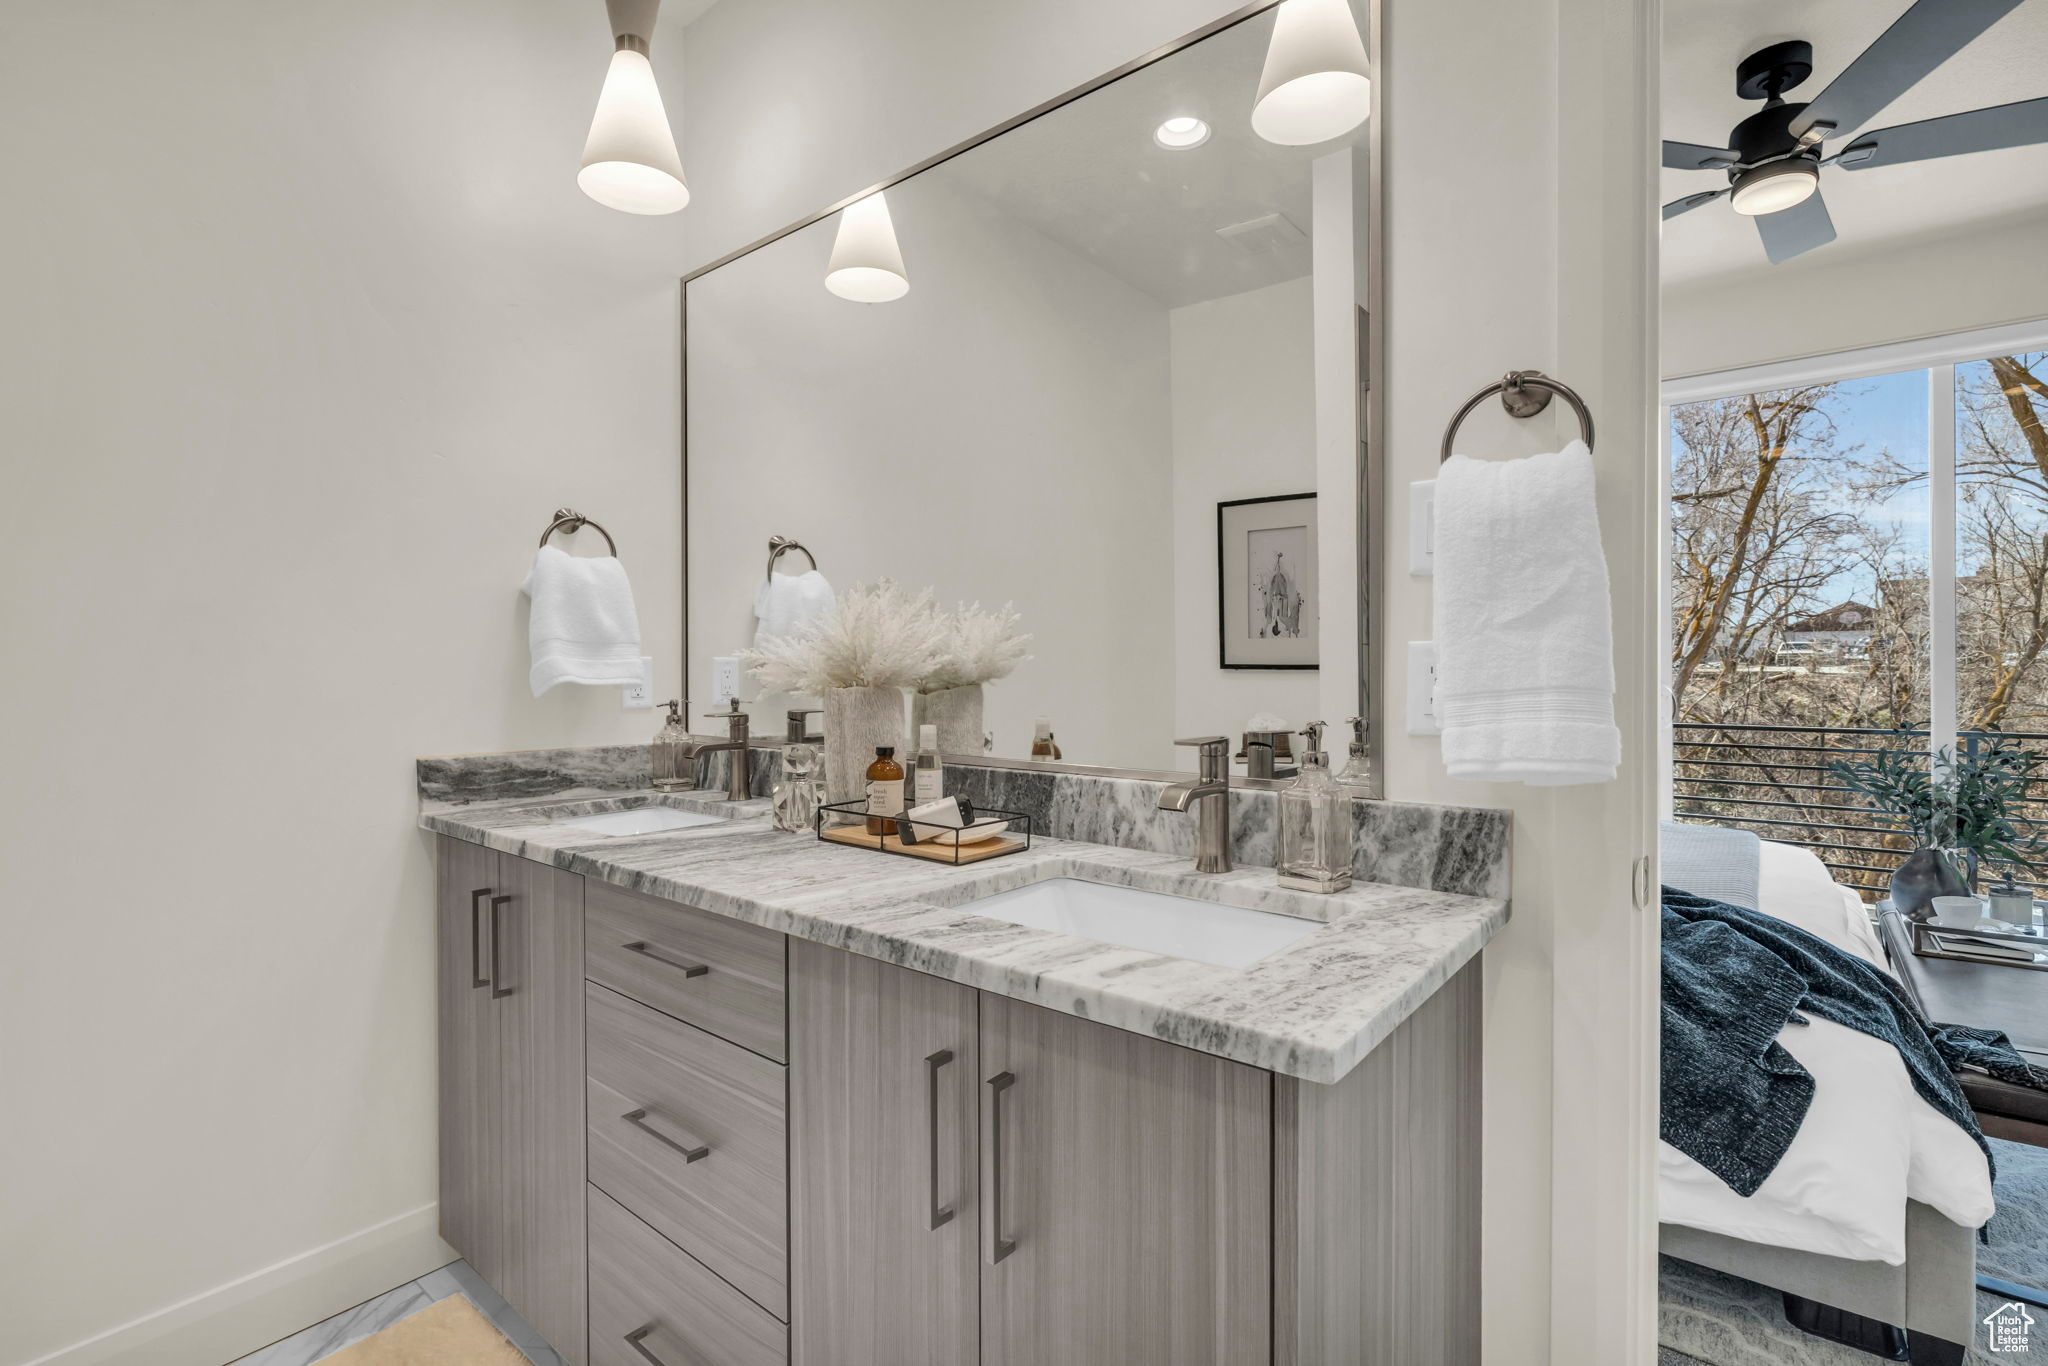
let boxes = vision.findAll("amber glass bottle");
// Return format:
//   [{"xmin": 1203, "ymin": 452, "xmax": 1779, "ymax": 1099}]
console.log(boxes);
[{"xmin": 865, "ymin": 746, "xmax": 906, "ymax": 835}]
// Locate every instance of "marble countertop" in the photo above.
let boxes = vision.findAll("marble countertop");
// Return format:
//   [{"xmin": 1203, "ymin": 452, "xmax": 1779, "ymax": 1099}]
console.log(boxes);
[{"xmin": 421, "ymin": 789, "xmax": 1508, "ymax": 1085}]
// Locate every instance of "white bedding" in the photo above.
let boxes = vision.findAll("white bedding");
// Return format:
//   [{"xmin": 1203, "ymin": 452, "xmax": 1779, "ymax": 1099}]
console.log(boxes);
[{"xmin": 1660, "ymin": 839, "xmax": 1995, "ymax": 1263}]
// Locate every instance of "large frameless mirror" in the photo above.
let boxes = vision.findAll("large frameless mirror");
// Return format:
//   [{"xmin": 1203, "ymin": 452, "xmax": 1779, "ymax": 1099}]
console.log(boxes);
[{"xmin": 684, "ymin": 0, "xmax": 1380, "ymax": 788}]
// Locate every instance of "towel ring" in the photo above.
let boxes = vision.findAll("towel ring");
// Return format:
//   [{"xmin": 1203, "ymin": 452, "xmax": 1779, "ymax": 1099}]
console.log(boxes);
[
  {"xmin": 766, "ymin": 534, "xmax": 817, "ymax": 580},
  {"xmin": 1439, "ymin": 371, "xmax": 1595, "ymax": 464},
  {"xmin": 538, "ymin": 507, "xmax": 617, "ymax": 556}
]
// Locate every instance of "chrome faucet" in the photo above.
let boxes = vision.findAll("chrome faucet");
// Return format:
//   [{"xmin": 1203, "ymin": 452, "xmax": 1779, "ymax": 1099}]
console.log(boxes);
[
  {"xmin": 693, "ymin": 700, "xmax": 754, "ymax": 801},
  {"xmin": 1158, "ymin": 736, "xmax": 1232, "ymax": 874}
]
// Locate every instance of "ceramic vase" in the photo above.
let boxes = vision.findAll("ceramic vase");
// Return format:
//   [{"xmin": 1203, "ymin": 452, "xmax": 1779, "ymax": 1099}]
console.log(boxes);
[
  {"xmin": 1889, "ymin": 847, "xmax": 1971, "ymax": 921},
  {"xmin": 823, "ymin": 686, "xmax": 905, "ymax": 807},
  {"xmin": 914, "ymin": 684, "xmax": 986, "ymax": 756}
]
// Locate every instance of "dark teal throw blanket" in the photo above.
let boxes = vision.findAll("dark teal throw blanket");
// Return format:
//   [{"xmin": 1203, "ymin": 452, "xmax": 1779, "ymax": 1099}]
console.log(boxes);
[{"xmin": 1661, "ymin": 886, "xmax": 2047, "ymax": 1197}]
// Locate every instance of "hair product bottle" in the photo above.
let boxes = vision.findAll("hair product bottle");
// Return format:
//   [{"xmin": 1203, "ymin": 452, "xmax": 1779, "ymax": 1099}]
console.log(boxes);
[
  {"xmin": 913, "ymin": 724, "xmax": 945, "ymax": 805},
  {"xmin": 865, "ymin": 746, "xmax": 905, "ymax": 836}
]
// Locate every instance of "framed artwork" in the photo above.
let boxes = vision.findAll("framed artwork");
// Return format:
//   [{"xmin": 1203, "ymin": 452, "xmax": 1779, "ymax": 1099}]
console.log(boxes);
[{"xmin": 1217, "ymin": 493, "xmax": 1318, "ymax": 670}]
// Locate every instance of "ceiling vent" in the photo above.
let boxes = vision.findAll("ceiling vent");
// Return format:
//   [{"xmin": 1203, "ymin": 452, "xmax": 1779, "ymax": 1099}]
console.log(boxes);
[{"xmin": 1214, "ymin": 212, "xmax": 1307, "ymax": 256}]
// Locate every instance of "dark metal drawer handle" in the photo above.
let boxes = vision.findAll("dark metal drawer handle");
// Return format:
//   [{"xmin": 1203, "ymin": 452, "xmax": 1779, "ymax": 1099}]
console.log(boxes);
[
  {"xmin": 488, "ymin": 895, "xmax": 514, "ymax": 999},
  {"xmin": 621, "ymin": 940, "xmax": 710, "ymax": 978},
  {"xmin": 622, "ymin": 1107, "xmax": 710, "ymax": 1163},
  {"xmin": 624, "ymin": 1324, "xmax": 701, "ymax": 1366},
  {"xmin": 983, "ymin": 1070, "xmax": 1017, "ymax": 1265},
  {"xmin": 469, "ymin": 889, "xmax": 491, "ymax": 989},
  {"xmin": 925, "ymin": 1049, "xmax": 955, "ymax": 1230}
]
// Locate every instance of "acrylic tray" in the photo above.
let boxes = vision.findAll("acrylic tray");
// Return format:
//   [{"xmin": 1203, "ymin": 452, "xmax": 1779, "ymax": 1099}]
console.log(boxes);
[
  {"xmin": 815, "ymin": 799, "xmax": 1033, "ymax": 866},
  {"xmin": 1909, "ymin": 914, "xmax": 2048, "ymax": 973}
]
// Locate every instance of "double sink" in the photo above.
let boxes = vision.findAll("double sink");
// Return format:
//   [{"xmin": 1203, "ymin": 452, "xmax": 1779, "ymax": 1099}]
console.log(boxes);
[{"xmin": 547, "ymin": 797, "xmax": 1322, "ymax": 970}]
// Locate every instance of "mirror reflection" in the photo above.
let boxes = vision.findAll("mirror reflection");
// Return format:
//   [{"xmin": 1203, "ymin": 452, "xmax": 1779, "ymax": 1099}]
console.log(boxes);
[{"xmin": 685, "ymin": 5, "xmax": 1372, "ymax": 778}]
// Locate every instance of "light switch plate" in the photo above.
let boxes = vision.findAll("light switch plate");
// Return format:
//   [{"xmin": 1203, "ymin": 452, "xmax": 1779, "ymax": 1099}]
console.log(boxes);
[
  {"xmin": 1408, "ymin": 480, "xmax": 1436, "ymax": 576},
  {"xmin": 621, "ymin": 657, "xmax": 654, "ymax": 709},
  {"xmin": 1406, "ymin": 641, "xmax": 1442, "ymax": 735}
]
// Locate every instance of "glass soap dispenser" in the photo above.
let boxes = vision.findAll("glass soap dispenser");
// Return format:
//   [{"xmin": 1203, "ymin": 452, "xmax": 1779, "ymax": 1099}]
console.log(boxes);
[
  {"xmin": 1277, "ymin": 722, "xmax": 1353, "ymax": 894},
  {"xmin": 651, "ymin": 700, "xmax": 695, "ymax": 792},
  {"xmin": 1336, "ymin": 714, "xmax": 1376, "ymax": 793}
]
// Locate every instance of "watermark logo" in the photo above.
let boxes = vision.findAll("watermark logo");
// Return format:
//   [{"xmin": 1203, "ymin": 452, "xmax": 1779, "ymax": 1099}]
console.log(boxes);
[{"xmin": 1987, "ymin": 1301, "xmax": 2035, "ymax": 1354}]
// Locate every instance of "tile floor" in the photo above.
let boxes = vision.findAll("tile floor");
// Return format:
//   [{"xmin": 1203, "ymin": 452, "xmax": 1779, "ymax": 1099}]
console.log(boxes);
[{"xmin": 228, "ymin": 1261, "xmax": 566, "ymax": 1366}]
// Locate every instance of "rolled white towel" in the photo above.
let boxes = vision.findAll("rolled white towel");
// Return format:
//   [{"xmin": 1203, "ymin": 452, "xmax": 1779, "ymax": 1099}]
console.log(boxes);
[
  {"xmin": 1431, "ymin": 439, "xmax": 1619, "ymax": 785},
  {"xmin": 754, "ymin": 569, "xmax": 836, "ymax": 647},
  {"xmin": 521, "ymin": 545, "xmax": 644, "ymax": 696}
]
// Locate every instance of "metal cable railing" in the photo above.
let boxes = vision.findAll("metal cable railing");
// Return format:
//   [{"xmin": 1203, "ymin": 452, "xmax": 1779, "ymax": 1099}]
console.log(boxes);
[{"xmin": 1670, "ymin": 722, "xmax": 2048, "ymax": 897}]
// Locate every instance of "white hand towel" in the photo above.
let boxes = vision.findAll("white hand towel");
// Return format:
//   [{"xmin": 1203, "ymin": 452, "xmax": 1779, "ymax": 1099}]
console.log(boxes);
[
  {"xmin": 1431, "ymin": 439, "xmax": 1620, "ymax": 785},
  {"xmin": 753, "ymin": 569, "xmax": 836, "ymax": 647},
  {"xmin": 521, "ymin": 545, "xmax": 644, "ymax": 697}
]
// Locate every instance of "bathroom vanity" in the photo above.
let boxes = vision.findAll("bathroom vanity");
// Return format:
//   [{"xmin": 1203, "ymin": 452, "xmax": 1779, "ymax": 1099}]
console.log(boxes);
[{"xmin": 423, "ymin": 760, "xmax": 1505, "ymax": 1366}]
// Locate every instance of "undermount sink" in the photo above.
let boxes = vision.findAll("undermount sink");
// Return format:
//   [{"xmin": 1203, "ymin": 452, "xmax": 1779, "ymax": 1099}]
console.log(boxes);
[
  {"xmin": 555, "ymin": 807, "xmax": 729, "ymax": 837},
  {"xmin": 959, "ymin": 877, "xmax": 1321, "ymax": 969}
]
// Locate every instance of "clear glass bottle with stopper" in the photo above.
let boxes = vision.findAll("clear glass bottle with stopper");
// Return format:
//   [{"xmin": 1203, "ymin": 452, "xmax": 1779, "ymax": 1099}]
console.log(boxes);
[
  {"xmin": 1277, "ymin": 721, "xmax": 1354, "ymax": 894},
  {"xmin": 1335, "ymin": 714, "xmax": 1376, "ymax": 793},
  {"xmin": 772, "ymin": 709, "xmax": 822, "ymax": 832},
  {"xmin": 651, "ymin": 700, "xmax": 695, "ymax": 791}
]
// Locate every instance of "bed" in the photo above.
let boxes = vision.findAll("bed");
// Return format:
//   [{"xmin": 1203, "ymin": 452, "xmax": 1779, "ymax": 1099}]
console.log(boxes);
[{"xmin": 1659, "ymin": 835, "xmax": 1989, "ymax": 1365}]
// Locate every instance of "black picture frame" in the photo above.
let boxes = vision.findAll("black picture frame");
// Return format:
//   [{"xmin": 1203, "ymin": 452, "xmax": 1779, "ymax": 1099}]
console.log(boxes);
[{"xmin": 1217, "ymin": 492, "xmax": 1319, "ymax": 671}]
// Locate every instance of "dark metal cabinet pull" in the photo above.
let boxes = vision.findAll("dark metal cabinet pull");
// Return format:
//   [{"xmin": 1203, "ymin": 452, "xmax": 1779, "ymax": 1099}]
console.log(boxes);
[
  {"xmin": 488, "ymin": 895, "xmax": 513, "ymax": 998},
  {"xmin": 622, "ymin": 1106, "xmax": 710, "ymax": 1162},
  {"xmin": 621, "ymin": 940, "xmax": 710, "ymax": 978},
  {"xmin": 925, "ymin": 1049, "xmax": 956, "ymax": 1230},
  {"xmin": 468, "ymin": 889, "xmax": 491, "ymax": 989},
  {"xmin": 983, "ymin": 1071, "xmax": 1017, "ymax": 1264},
  {"xmin": 623, "ymin": 1324, "xmax": 693, "ymax": 1366}
]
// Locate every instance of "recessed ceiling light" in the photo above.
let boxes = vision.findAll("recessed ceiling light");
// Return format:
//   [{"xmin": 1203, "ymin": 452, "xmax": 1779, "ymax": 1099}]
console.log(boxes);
[{"xmin": 1154, "ymin": 116, "xmax": 1212, "ymax": 150}]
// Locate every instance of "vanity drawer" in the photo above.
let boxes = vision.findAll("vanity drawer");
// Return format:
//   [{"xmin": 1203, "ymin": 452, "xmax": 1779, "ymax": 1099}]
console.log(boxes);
[
  {"xmin": 586, "ymin": 880, "xmax": 786, "ymax": 1061},
  {"xmin": 588, "ymin": 1184, "xmax": 787, "ymax": 1366},
  {"xmin": 587, "ymin": 981, "xmax": 789, "ymax": 1320}
]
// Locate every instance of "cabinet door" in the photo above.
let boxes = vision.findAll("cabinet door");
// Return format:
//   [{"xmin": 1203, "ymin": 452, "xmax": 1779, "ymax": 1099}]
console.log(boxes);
[
  {"xmin": 978, "ymin": 994, "xmax": 1271, "ymax": 1366},
  {"xmin": 789, "ymin": 940, "xmax": 979, "ymax": 1366},
  {"xmin": 487, "ymin": 851, "xmax": 588, "ymax": 1366},
  {"xmin": 436, "ymin": 835, "xmax": 499, "ymax": 1268}
]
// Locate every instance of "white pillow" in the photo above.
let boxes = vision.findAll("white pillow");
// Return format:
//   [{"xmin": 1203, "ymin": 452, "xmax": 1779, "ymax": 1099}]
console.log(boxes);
[{"xmin": 1755, "ymin": 840, "xmax": 1888, "ymax": 968}]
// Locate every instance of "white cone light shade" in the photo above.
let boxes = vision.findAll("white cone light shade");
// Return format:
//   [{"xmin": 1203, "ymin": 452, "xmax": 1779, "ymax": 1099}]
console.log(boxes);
[
  {"xmin": 580, "ymin": 48, "xmax": 689, "ymax": 214},
  {"xmin": 1729, "ymin": 159, "xmax": 1818, "ymax": 216},
  {"xmin": 1252, "ymin": 0, "xmax": 1372, "ymax": 146},
  {"xmin": 825, "ymin": 192, "xmax": 910, "ymax": 302}
]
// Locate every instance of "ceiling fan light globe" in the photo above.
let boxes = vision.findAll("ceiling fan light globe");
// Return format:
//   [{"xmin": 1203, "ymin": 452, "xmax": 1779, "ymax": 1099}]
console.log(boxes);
[{"xmin": 1729, "ymin": 158, "xmax": 1818, "ymax": 216}]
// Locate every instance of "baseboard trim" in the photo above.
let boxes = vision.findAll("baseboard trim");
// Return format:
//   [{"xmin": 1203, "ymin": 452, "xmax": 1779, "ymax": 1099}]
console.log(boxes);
[{"xmin": 15, "ymin": 1203, "xmax": 457, "ymax": 1366}]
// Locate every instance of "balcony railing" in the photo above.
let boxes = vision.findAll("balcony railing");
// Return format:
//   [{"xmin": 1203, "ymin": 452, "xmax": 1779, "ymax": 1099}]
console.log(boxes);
[{"xmin": 1670, "ymin": 722, "xmax": 2048, "ymax": 898}]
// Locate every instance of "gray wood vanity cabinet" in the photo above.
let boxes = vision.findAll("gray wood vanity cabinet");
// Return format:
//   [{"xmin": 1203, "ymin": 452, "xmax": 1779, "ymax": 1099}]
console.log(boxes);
[
  {"xmin": 434, "ymin": 837, "xmax": 587, "ymax": 1366},
  {"xmin": 436, "ymin": 837, "xmax": 1481, "ymax": 1366}
]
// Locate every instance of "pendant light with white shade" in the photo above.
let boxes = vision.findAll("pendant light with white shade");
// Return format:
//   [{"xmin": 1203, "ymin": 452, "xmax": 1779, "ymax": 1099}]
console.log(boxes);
[
  {"xmin": 1251, "ymin": 0, "xmax": 1372, "ymax": 146},
  {"xmin": 579, "ymin": 0, "xmax": 689, "ymax": 215},
  {"xmin": 824, "ymin": 191, "xmax": 910, "ymax": 302}
]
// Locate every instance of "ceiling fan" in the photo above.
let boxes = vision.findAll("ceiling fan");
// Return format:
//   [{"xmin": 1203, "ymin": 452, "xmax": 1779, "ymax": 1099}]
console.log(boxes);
[{"xmin": 1663, "ymin": 0, "xmax": 2048, "ymax": 264}]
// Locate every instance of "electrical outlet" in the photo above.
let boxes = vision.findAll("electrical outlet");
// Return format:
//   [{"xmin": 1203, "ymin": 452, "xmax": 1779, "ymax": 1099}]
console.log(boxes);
[
  {"xmin": 1408, "ymin": 480, "xmax": 1436, "ymax": 576},
  {"xmin": 710, "ymin": 656, "xmax": 742, "ymax": 706},
  {"xmin": 621, "ymin": 657, "xmax": 654, "ymax": 710},
  {"xmin": 1406, "ymin": 641, "xmax": 1442, "ymax": 736}
]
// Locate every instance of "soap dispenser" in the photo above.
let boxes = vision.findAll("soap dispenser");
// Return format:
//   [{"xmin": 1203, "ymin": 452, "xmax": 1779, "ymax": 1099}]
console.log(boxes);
[
  {"xmin": 1277, "ymin": 722, "xmax": 1353, "ymax": 894},
  {"xmin": 1336, "ymin": 714, "xmax": 1376, "ymax": 793},
  {"xmin": 651, "ymin": 700, "xmax": 695, "ymax": 792}
]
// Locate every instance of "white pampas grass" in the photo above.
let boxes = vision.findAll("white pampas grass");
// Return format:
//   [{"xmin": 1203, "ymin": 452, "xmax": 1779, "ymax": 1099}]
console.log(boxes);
[
  {"xmin": 923, "ymin": 601, "xmax": 1033, "ymax": 692},
  {"xmin": 741, "ymin": 579, "xmax": 948, "ymax": 694}
]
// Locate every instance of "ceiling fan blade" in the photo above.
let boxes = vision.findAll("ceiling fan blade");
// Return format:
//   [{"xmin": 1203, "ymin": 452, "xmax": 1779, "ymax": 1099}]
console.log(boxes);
[
  {"xmin": 1791, "ymin": 0, "xmax": 2025, "ymax": 142},
  {"xmin": 1663, "ymin": 189, "xmax": 1729, "ymax": 220},
  {"xmin": 1836, "ymin": 96, "xmax": 2048, "ymax": 170},
  {"xmin": 1664, "ymin": 139, "xmax": 1738, "ymax": 170},
  {"xmin": 1755, "ymin": 190, "xmax": 1836, "ymax": 264}
]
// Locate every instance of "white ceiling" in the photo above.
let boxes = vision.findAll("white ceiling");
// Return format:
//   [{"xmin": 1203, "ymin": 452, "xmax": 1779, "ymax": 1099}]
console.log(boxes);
[
  {"xmin": 1661, "ymin": 0, "xmax": 2048, "ymax": 286},
  {"xmin": 931, "ymin": 11, "xmax": 1361, "ymax": 309}
]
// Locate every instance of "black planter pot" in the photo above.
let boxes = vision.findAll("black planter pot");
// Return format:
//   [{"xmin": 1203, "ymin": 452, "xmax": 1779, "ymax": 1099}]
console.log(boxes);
[{"xmin": 1889, "ymin": 847, "xmax": 1971, "ymax": 920}]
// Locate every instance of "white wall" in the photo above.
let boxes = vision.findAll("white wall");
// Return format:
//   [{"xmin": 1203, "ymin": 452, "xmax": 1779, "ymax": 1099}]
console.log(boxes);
[
  {"xmin": 1664, "ymin": 209, "xmax": 2048, "ymax": 378},
  {"xmin": 681, "ymin": 1, "xmax": 1662, "ymax": 1362},
  {"xmin": 686, "ymin": 176, "xmax": 1177, "ymax": 769},
  {"xmin": 0, "ymin": 3, "xmax": 687, "ymax": 1363},
  {"xmin": 1168, "ymin": 277, "xmax": 1321, "ymax": 740}
]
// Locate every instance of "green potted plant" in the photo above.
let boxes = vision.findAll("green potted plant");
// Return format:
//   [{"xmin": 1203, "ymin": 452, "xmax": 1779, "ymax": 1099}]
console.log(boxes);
[{"xmin": 1830, "ymin": 731, "xmax": 2045, "ymax": 919}]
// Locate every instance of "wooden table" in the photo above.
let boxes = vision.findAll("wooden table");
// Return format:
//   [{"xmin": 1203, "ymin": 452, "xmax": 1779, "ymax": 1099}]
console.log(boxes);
[{"xmin": 1879, "ymin": 906, "xmax": 2048, "ymax": 1148}]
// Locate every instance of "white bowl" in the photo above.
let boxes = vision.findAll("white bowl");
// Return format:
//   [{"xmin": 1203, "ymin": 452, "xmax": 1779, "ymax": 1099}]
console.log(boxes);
[{"xmin": 1929, "ymin": 895, "xmax": 1987, "ymax": 929}]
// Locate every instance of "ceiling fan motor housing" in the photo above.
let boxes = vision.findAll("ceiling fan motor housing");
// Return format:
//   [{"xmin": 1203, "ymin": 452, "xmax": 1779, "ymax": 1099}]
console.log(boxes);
[{"xmin": 1730, "ymin": 100, "xmax": 1810, "ymax": 167}]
